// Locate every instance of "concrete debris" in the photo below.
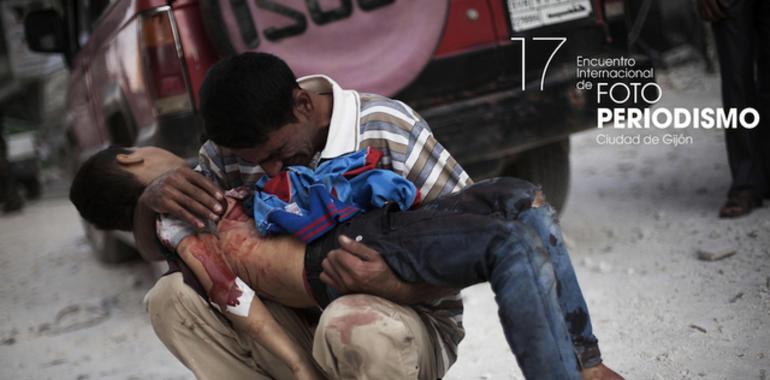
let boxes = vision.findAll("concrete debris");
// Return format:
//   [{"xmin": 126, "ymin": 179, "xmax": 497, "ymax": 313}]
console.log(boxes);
[
  {"xmin": 39, "ymin": 304, "xmax": 109, "ymax": 336},
  {"xmin": 1, "ymin": 328, "xmax": 18, "ymax": 346},
  {"xmin": 581, "ymin": 257, "xmax": 613, "ymax": 273},
  {"xmin": 697, "ymin": 247, "xmax": 737, "ymax": 262},
  {"xmin": 42, "ymin": 359, "xmax": 66, "ymax": 368}
]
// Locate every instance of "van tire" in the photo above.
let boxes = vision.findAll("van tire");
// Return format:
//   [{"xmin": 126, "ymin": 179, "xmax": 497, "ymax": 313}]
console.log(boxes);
[
  {"xmin": 21, "ymin": 177, "xmax": 41, "ymax": 199},
  {"xmin": 502, "ymin": 139, "xmax": 571, "ymax": 213}
]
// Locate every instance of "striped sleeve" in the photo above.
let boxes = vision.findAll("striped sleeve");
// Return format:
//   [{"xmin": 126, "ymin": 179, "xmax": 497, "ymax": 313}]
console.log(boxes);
[
  {"xmin": 196, "ymin": 140, "xmax": 264, "ymax": 189},
  {"xmin": 196, "ymin": 140, "xmax": 230, "ymax": 187},
  {"xmin": 359, "ymin": 95, "xmax": 470, "ymax": 373},
  {"xmin": 359, "ymin": 97, "xmax": 472, "ymax": 202}
]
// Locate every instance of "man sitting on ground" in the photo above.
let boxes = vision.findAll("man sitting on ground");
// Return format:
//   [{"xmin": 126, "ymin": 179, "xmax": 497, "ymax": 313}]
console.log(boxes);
[
  {"xmin": 132, "ymin": 52, "xmax": 621, "ymax": 379},
  {"xmin": 71, "ymin": 145, "xmax": 623, "ymax": 380},
  {"xmin": 135, "ymin": 51, "xmax": 476, "ymax": 380}
]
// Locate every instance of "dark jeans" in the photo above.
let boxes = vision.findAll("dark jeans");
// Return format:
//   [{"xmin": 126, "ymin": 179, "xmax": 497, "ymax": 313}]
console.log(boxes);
[
  {"xmin": 307, "ymin": 178, "xmax": 599, "ymax": 379},
  {"xmin": 712, "ymin": 0, "xmax": 770, "ymax": 196}
]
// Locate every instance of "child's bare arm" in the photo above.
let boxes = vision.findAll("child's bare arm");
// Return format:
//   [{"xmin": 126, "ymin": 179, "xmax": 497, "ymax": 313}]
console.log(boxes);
[
  {"xmin": 176, "ymin": 235, "xmax": 323, "ymax": 379},
  {"xmin": 216, "ymin": 196, "xmax": 315, "ymax": 307}
]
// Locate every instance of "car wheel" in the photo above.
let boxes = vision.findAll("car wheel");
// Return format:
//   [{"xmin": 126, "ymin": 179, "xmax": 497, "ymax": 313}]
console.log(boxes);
[
  {"xmin": 82, "ymin": 220, "xmax": 139, "ymax": 263},
  {"xmin": 502, "ymin": 139, "xmax": 571, "ymax": 213}
]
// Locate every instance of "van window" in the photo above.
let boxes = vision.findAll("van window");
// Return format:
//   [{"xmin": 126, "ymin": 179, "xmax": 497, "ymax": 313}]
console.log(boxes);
[
  {"xmin": 76, "ymin": 0, "xmax": 116, "ymax": 45},
  {"xmin": 86, "ymin": 0, "xmax": 113, "ymax": 25}
]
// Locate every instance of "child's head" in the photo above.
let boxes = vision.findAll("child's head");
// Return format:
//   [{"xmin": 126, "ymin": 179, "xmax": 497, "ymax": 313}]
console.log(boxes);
[{"xmin": 69, "ymin": 146, "xmax": 185, "ymax": 231}]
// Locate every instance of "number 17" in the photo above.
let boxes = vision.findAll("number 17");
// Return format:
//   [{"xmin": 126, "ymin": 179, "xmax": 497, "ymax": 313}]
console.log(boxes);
[{"xmin": 510, "ymin": 37, "xmax": 567, "ymax": 91}]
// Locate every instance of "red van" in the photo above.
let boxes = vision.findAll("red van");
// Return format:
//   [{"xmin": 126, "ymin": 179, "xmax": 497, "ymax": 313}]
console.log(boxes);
[{"xmin": 24, "ymin": 0, "xmax": 702, "ymax": 261}]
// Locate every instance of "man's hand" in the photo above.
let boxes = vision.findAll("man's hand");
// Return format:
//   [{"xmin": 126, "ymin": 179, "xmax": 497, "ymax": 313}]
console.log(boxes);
[
  {"xmin": 139, "ymin": 166, "xmax": 225, "ymax": 229},
  {"xmin": 697, "ymin": 0, "xmax": 727, "ymax": 22},
  {"xmin": 320, "ymin": 235, "xmax": 455, "ymax": 304}
]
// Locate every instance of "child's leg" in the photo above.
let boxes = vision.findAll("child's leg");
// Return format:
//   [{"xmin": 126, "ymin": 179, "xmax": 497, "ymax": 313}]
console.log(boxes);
[
  {"xmin": 517, "ymin": 205, "xmax": 600, "ymax": 367},
  {"xmin": 413, "ymin": 178, "xmax": 601, "ymax": 367}
]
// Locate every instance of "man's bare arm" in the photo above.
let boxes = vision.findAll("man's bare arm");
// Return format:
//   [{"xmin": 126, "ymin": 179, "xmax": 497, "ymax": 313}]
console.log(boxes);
[{"xmin": 320, "ymin": 235, "xmax": 456, "ymax": 304}]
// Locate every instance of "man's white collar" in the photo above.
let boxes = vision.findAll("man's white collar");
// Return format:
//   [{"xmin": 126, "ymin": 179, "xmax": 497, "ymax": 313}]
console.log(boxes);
[{"xmin": 297, "ymin": 74, "xmax": 360, "ymax": 159}]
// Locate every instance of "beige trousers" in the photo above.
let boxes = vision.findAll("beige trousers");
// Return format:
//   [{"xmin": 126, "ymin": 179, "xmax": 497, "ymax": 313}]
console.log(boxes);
[{"xmin": 145, "ymin": 273, "xmax": 441, "ymax": 380}]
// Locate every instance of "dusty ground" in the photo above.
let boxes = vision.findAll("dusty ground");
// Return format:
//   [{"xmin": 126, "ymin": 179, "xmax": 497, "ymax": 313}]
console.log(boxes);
[{"xmin": 1, "ymin": 67, "xmax": 768, "ymax": 380}]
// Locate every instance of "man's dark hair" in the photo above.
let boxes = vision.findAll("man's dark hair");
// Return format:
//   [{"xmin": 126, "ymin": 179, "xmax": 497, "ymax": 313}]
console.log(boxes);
[
  {"xmin": 69, "ymin": 146, "xmax": 144, "ymax": 231},
  {"xmin": 200, "ymin": 52, "xmax": 300, "ymax": 148}
]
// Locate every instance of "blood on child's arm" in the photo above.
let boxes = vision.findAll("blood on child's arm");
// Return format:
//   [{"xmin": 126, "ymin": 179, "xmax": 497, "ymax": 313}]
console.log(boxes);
[
  {"xmin": 179, "ymin": 234, "xmax": 241, "ymax": 310},
  {"xmin": 215, "ymin": 197, "xmax": 316, "ymax": 308}
]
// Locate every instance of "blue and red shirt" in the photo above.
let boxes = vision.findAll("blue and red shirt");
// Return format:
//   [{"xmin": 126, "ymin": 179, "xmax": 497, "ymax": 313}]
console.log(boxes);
[{"xmin": 249, "ymin": 147, "xmax": 419, "ymax": 243}]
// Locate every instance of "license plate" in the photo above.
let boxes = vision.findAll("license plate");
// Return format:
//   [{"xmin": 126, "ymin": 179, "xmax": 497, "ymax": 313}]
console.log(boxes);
[{"xmin": 507, "ymin": 0, "xmax": 593, "ymax": 32}]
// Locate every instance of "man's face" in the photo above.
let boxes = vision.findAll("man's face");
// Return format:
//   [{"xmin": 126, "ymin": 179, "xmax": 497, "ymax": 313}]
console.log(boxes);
[
  {"xmin": 230, "ymin": 120, "xmax": 320, "ymax": 177},
  {"xmin": 116, "ymin": 147, "xmax": 186, "ymax": 184}
]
